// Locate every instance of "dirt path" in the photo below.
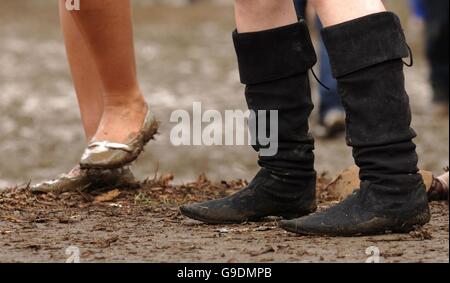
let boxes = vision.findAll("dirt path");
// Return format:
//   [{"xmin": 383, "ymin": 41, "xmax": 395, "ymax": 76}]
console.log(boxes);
[
  {"xmin": 0, "ymin": 1, "xmax": 448, "ymax": 263},
  {"xmin": 0, "ymin": 175, "xmax": 448, "ymax": 263}
]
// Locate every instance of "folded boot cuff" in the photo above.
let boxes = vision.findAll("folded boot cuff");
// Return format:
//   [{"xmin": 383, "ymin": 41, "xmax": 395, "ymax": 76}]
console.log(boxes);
[
  {"xmin": 321, "ymin": 12, "xmax": 409, "ymax": 78},
  {"xmin": 233, "ymin": 20, "xmax": 317, "ymax": 85}
]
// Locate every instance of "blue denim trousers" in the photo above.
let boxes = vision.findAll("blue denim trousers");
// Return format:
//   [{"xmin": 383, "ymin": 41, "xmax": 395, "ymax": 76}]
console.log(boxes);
[{"xmin": 294, "ymin": 0, "xmax": 342, "ymax": 121}]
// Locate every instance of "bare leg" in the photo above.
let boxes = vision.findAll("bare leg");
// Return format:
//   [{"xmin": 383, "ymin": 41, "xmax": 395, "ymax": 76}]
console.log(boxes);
[
  {"xmin": 310, "ymin": 0, "xmax": 386, "ymax": 27},
  {"xmin": 59, "ymin": 1, "xmax": 103, "ymax": 142},
  {"xmin": 32, "ymin": 1, "xmax": 145, "ymax": 190},
  {"xmin": 66, "ymin": 0, "xmax": 147, "ymax": 143},
  {"xmin": 235, "ymin": 0, "xmax": 298, "ymax": 33}
]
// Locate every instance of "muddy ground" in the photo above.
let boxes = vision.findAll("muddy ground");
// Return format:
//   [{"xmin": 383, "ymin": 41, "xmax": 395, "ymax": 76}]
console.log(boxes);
[
  {"xmin": 0, "ymin": 175, "xmax": 448, "ymax": 263},
  {"xmin": 0, "ymin": 1, "xmax": 448, "ymax": 263}
]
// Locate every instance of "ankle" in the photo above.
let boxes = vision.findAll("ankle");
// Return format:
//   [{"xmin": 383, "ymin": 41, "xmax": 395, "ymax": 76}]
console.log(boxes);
[{"xmin": 103, "ymin": 89, "xmax": 146, "ymax": 109}]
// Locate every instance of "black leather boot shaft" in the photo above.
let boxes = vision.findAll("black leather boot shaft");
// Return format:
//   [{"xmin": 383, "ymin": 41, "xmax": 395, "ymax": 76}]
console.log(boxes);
[
  {"xmin": 180, "ymin": 22, "xmax": 318, "ymax": 224},
  {"xmin": 280, "ymin": 13, "xmax": 430, "ymax": 236},
  {"xmin": 233, "ymin": 20, "xmax": 317, "ymax": 188},
  {"xmin": 321, "ymin": 12, "xmax": 426, "ymax": 204}
]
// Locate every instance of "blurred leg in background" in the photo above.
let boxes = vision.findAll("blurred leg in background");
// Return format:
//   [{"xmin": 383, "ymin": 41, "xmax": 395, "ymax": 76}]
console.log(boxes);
[
  {"xmin": 294, "ymin": 0, "xmax": 307, "ymax": 18},
  {"xmin": 294, "ymin": 0, "xmax": 344, "ymax": 138},
  {"xmin": 421, "ymin": 0, "xmax": 449, "ymax": 115}
]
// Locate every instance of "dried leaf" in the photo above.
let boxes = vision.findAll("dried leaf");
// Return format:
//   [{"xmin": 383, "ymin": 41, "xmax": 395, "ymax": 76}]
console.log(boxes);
[
  {"xmin": 94, "ymin": 189, "xmax": 121, "ymax": 203},
  {"xmin": 324, "ymin": 166, "xmax": 434, "ymax": 201}
]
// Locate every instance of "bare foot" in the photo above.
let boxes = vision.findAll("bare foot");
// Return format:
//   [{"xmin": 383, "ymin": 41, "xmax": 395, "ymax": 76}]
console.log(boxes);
[{"xmin": 91, "ymin": 95, "xmax": 148, "ymax": 144}]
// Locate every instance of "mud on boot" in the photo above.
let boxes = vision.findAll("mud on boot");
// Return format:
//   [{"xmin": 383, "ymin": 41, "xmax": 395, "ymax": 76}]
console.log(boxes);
[
  {"xmin": 280, "ymin": 180, "xmax": 430, "ymax": 236},
  {"xmin": 180, "ymin": 169, "xmax": 316, "ymax": 224},
  {"xmin": 180, "ymin": 21, "xmax": 318, "ymax": 224},
  {"xmin": 280, "ymin": 12, "xmax": 431, "ymax": 237}
]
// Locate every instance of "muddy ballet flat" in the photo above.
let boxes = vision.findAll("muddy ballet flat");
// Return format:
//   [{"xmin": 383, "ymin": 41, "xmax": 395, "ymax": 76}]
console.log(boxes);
[
  {"xmin": 31, "ymin": 166, "xmax": 136, "ymax": 194},
  {"xmin": 31, "ymin": 166, "xmax": 90, "ymax": 194},
  {"xmin": 79, "ymin": 107, "xmax": 158, "ymax": 170}
]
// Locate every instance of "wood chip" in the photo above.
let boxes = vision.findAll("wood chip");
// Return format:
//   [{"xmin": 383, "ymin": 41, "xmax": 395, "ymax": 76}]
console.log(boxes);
[{"xmin": 94, "ymin": 189, "xmax": 121, "ymax": 203}]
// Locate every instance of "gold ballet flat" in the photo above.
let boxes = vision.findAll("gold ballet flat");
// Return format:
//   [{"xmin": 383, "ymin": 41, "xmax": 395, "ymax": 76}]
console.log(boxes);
[
  {"xmin": 31, "ymin": 166, "xmax": 136, "ymax": 194},
  {"xmin": 80, "ymin": 107, "xmax": 158, "ymax": 170}
]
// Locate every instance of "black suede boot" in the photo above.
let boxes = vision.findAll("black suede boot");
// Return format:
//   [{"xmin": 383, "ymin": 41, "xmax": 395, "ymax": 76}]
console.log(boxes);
[
  {"xmin": 180, "ymin": 21, "xmax": 318, "ymax": 224},
  {"xmin": 281, "ymin": 12, "xmax": 431, "ymax": 236}
]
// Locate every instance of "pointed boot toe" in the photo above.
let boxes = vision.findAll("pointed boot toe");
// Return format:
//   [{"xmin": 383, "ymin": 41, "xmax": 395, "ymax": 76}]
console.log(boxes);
[
  {"xmin": 180, "ymin": 200, "xmax": 246, "ymax": 224},
  {"xmin": 280, "ymin": 189, "xmax": 431, "ymax": 237}
]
